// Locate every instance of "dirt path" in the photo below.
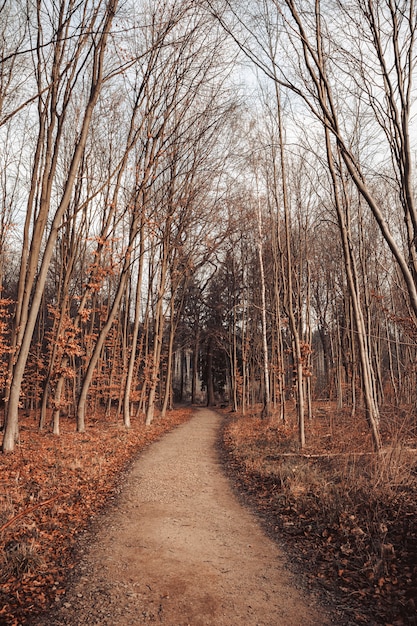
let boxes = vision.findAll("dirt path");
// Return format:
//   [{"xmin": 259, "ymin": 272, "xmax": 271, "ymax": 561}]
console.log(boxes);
[{"xmin": 40, "ymin": 409, "xmax": 330, "ymax": 625}]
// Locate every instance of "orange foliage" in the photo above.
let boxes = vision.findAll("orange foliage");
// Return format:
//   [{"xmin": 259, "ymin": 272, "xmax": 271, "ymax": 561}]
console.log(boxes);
[{"xmin": 0, "ymin": 297, "xmax": 13, "ymax": 391}]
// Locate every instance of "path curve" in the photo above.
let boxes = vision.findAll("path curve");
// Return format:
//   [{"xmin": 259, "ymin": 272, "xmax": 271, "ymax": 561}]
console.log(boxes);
[{"xmin": 43, "ymin": 409, "xmax": 329, "ymax": 625}]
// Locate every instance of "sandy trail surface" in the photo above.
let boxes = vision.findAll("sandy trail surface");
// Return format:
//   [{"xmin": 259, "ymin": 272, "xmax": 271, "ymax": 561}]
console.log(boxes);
[{"xmin": 40, "ymin": 408, "xmax": 329, "ymax": 625}]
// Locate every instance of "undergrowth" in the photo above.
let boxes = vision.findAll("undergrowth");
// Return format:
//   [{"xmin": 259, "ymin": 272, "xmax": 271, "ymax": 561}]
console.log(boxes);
[{"xmin": 222, "ymin": 404, "xmax": 417, "ymax": 626}]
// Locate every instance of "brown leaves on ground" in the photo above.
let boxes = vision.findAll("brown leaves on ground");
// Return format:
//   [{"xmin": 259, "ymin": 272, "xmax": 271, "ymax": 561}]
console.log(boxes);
[
  {"xmin": 221, "ymin": 404, "xmax": 417, "ymax": 626},
  {"xmin": 0, "ymin": 407, "xmax": 193, "ymax": 626}
]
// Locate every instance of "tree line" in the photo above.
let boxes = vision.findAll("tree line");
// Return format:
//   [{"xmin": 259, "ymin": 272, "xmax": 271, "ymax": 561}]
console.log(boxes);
[{"xmin": 1, "ymin": 0, "xmax": 416, "ymax": 452}]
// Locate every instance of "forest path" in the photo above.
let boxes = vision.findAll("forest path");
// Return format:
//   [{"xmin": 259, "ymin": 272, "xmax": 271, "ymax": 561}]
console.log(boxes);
[{"xmin": 41, "ymin": 408, "xmax": 328, "ymax": 626}]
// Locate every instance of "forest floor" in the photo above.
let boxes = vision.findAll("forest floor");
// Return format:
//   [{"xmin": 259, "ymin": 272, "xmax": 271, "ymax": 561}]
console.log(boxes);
[
  {"xmin": 1, "ymin": 407, "xmax": 334, "ymax": 626},
  {"xmin": 0, "ymin": 406, "xmax": 194, "ymax": 625},
  {"xmin": 0, "ymin": 403, "xmax": 416, "ymax": 625},
  {"xmin": 220, "ymin": 402, "xmax": 417, "ymax": 626}
]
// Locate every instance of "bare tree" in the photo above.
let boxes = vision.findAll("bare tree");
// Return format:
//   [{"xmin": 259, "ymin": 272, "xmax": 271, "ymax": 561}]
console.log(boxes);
[
  {"xmin": 2, "ymin": 0, "xmax": 119, "ymax": 452},
  {"xmin": 249, "ymin": 0, "xmax": 417, "ymax": 323},
  {"xmin": 206, "ymin": 0, "xmax": 417, "ymax": 447}
]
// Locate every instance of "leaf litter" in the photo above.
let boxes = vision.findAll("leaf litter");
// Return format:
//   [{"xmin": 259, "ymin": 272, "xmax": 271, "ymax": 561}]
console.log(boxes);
[
  {"xmin": 2, "ymin": 402, "xmax": 417, "ymax": 626},
  {"xmin": 219, "ymin": 405, "xmax": 417, "ymax": 626},
  {"xmin": 0, "ymin": 407, "xmax": 193, "ymax": 625}
]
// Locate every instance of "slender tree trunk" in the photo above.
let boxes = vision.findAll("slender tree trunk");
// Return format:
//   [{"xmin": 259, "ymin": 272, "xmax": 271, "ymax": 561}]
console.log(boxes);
[
  {"xmin": 145, "ymin": 236, "xmax": 169, "ymax": 425},
  {"xmin": 2, "ymin": 1, "xmax": 118, "ymax": 451},
  {"xmin": 256, "ymin": 196, "xmax": 271, "ymax": 419},
  {"xmin": 324, "ymin": 130, "xmax": 381, "ymax": 449},
  {"xmin": 161, "ymin": 298, "xmax": 176, "ymax": 418},
  {"xmin": 206, "ymin": 337, "xmax": 215, "ymax": 407},
  {"xmin": 123, "ymin": 220, "xmax": 145, "ymax": 428},
  {"xmin": 191, "ymin": 330, "xmax": 200, "ymax": 404},
  {"xmin": 274, "ymin": 81, "xmax": 305, "ymax": 445}
]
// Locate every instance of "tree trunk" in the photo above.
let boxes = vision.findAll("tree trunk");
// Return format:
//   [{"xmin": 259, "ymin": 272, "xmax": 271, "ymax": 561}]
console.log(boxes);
[
  {"xmin": 2, "ymin": 1, "xmax": 118, "ymax": 451},
  {"xmin": 206, "ymin": 337, "xmax": 215, "ymax": 407},
  {"xmin": 161, "ymin": 299, "xmax": 176, "ymax": 418}
]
